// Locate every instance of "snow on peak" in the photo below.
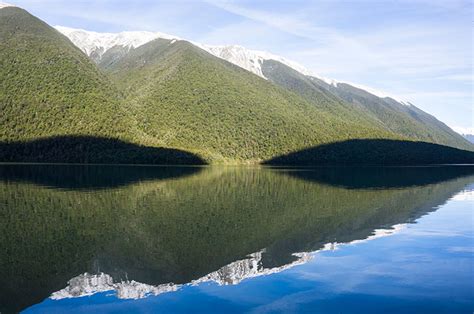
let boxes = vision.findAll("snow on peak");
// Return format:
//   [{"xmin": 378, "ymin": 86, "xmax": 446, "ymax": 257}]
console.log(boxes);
[
  {"xmin": 55, "ymin": 26, "xmax": 179, "ymax": 58},
  {"xmin": 199, "ymin": 44, "xmax": 407, "ymax": 102},
  {"xmin": 56, "ymin": 25, "xmax": 315, "ymax": 81},
  {"xmin": 0, "ymin": 2, "xmax": 15, "ymax": 9},
  {"xmin": 197, "ymin": 43, "xmax": 315, "ymax": 80}
]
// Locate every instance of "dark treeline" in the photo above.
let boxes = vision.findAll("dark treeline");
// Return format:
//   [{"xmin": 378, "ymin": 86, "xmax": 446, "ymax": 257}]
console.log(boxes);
[{"xmin": 265, "ymin": 139, "xmax": 474, "ymax": 166}]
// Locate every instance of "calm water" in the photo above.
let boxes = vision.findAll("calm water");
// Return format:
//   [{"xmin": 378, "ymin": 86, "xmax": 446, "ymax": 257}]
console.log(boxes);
[{"xmin": 1, "ymin": 164, "xmax": 473, "ymax": 313}]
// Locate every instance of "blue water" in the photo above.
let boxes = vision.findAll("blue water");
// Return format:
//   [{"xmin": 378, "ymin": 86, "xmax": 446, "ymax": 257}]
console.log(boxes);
[{"xmin": 25, "ymin": 190, "xmax": 473, "ymax": 313}]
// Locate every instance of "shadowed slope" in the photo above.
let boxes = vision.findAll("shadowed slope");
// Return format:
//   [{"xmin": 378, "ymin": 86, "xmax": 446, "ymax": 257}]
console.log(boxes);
[
  {"xmin": 264, "ymin": 139, "xmax": 474, "ymax": 165},
  {"xmin": 0, "ymin": 136, "xmax": 206, "ymax": 165}
]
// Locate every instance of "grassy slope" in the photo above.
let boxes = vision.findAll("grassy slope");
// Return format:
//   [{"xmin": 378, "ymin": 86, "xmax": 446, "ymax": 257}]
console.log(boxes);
[{"xmin": 103, "ymin": 39, "xmax": 398, "ymax": 163}]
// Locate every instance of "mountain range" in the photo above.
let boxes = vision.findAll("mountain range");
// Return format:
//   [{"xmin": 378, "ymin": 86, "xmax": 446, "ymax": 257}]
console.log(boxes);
[{"xmin": 1, "ymin": 3, "xmax": 473, "ymax": 164}]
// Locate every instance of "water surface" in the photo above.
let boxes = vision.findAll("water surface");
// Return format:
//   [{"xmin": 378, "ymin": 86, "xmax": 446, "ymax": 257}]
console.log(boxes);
[{"xmin": 1, "ymin": 164, "xmax": 473, "ymax": 313}]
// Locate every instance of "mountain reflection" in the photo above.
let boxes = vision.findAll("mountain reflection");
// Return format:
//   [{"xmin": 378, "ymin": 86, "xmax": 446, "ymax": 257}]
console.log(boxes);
[
  {"xmin": 51, "ymin": 250, "xmax": 312, "ymax": 301},
  {"xmin": 275, "ymin": 165, "xmax": 474, "ymax": 189},
  {"xmin": 0, "ymin": 164, "xmax": 203, "ymax": 190},
  {"xmin": 1, "ymin": 165, "xmax": 473, "ymax": 313}
]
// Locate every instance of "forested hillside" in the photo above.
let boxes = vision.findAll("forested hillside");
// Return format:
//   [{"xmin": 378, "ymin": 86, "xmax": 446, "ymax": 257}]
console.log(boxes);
[
  {"xmin": 0, "ymin": 7, "xmax": 135, "ymax": 142},
  {"xmin": 102, "ymin": 38, "xmax": 399, "ymax": 162}
]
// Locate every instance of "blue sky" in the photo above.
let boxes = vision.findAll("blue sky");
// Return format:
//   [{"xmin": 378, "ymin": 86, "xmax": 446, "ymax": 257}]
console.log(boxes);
[{"xmin": 10, "ymin": 0, "xmax": 473, "ymax": 132}]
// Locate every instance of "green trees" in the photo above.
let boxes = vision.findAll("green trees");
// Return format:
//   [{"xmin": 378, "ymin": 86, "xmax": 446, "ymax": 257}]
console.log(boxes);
[{"xmin": 0, "ymin": 7, "xmax": 134, "ymax": 143}]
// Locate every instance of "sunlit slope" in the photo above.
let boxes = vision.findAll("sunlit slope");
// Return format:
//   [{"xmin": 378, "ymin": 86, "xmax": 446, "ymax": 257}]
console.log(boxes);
[
  {"xmin": 102, "ymin": 39, "xmax": 398, "ymax": 162},
  {"xmin": 0, "ymin": 7, "xmax": 134, "ymax": 142}
]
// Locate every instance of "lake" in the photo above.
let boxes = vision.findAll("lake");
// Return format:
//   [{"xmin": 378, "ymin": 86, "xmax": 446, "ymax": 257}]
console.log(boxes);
[{"xmin": 1, "ymin": 164, "xmax": 473, "ymax": 313}]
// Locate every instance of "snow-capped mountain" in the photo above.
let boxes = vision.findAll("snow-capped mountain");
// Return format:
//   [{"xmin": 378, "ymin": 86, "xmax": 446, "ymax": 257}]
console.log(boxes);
[
  {"xmin": 54, "ymin": 26, "xmax": 413, "ymax": 101},
  {"xmin": 198, "ymin": 44, "xmax": 317, "ymax": 80},
  {"xmin": 458, "ymin": 133, "xmax": 474, "ymax": 144},
  {"xmin": 193, "ymin": 250, "xmax": 311, "ymax": 286},
  {"xmin": 55, "ymin": 26, "xmax": 337, "ymax": 84},
  {"xmin": 55, "ymin": 26, "xmax": 180, "ymax": 59}
]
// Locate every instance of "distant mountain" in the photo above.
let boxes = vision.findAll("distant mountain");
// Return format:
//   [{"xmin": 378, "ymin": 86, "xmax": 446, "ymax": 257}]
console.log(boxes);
[
  {"xmin": 454, "ymin": 131, "xmax": 474, "ymax": 144},
  {"xmin": 451, "ymin": 128, "xmax": 474, "ymax": 144},
  {"xmin": 463, "ymin": 134, "xmax": 474, "ymax": 144},
  {"xmin": 1, "ymin": 4, "xmax": 472, "ymax": 164}
]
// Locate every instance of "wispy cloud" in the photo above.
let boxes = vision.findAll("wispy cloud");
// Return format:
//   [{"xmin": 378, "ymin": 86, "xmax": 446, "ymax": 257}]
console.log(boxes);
[{"xmin": 204, "ymin": 0, "xmax": 328, "ymax": 40}]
